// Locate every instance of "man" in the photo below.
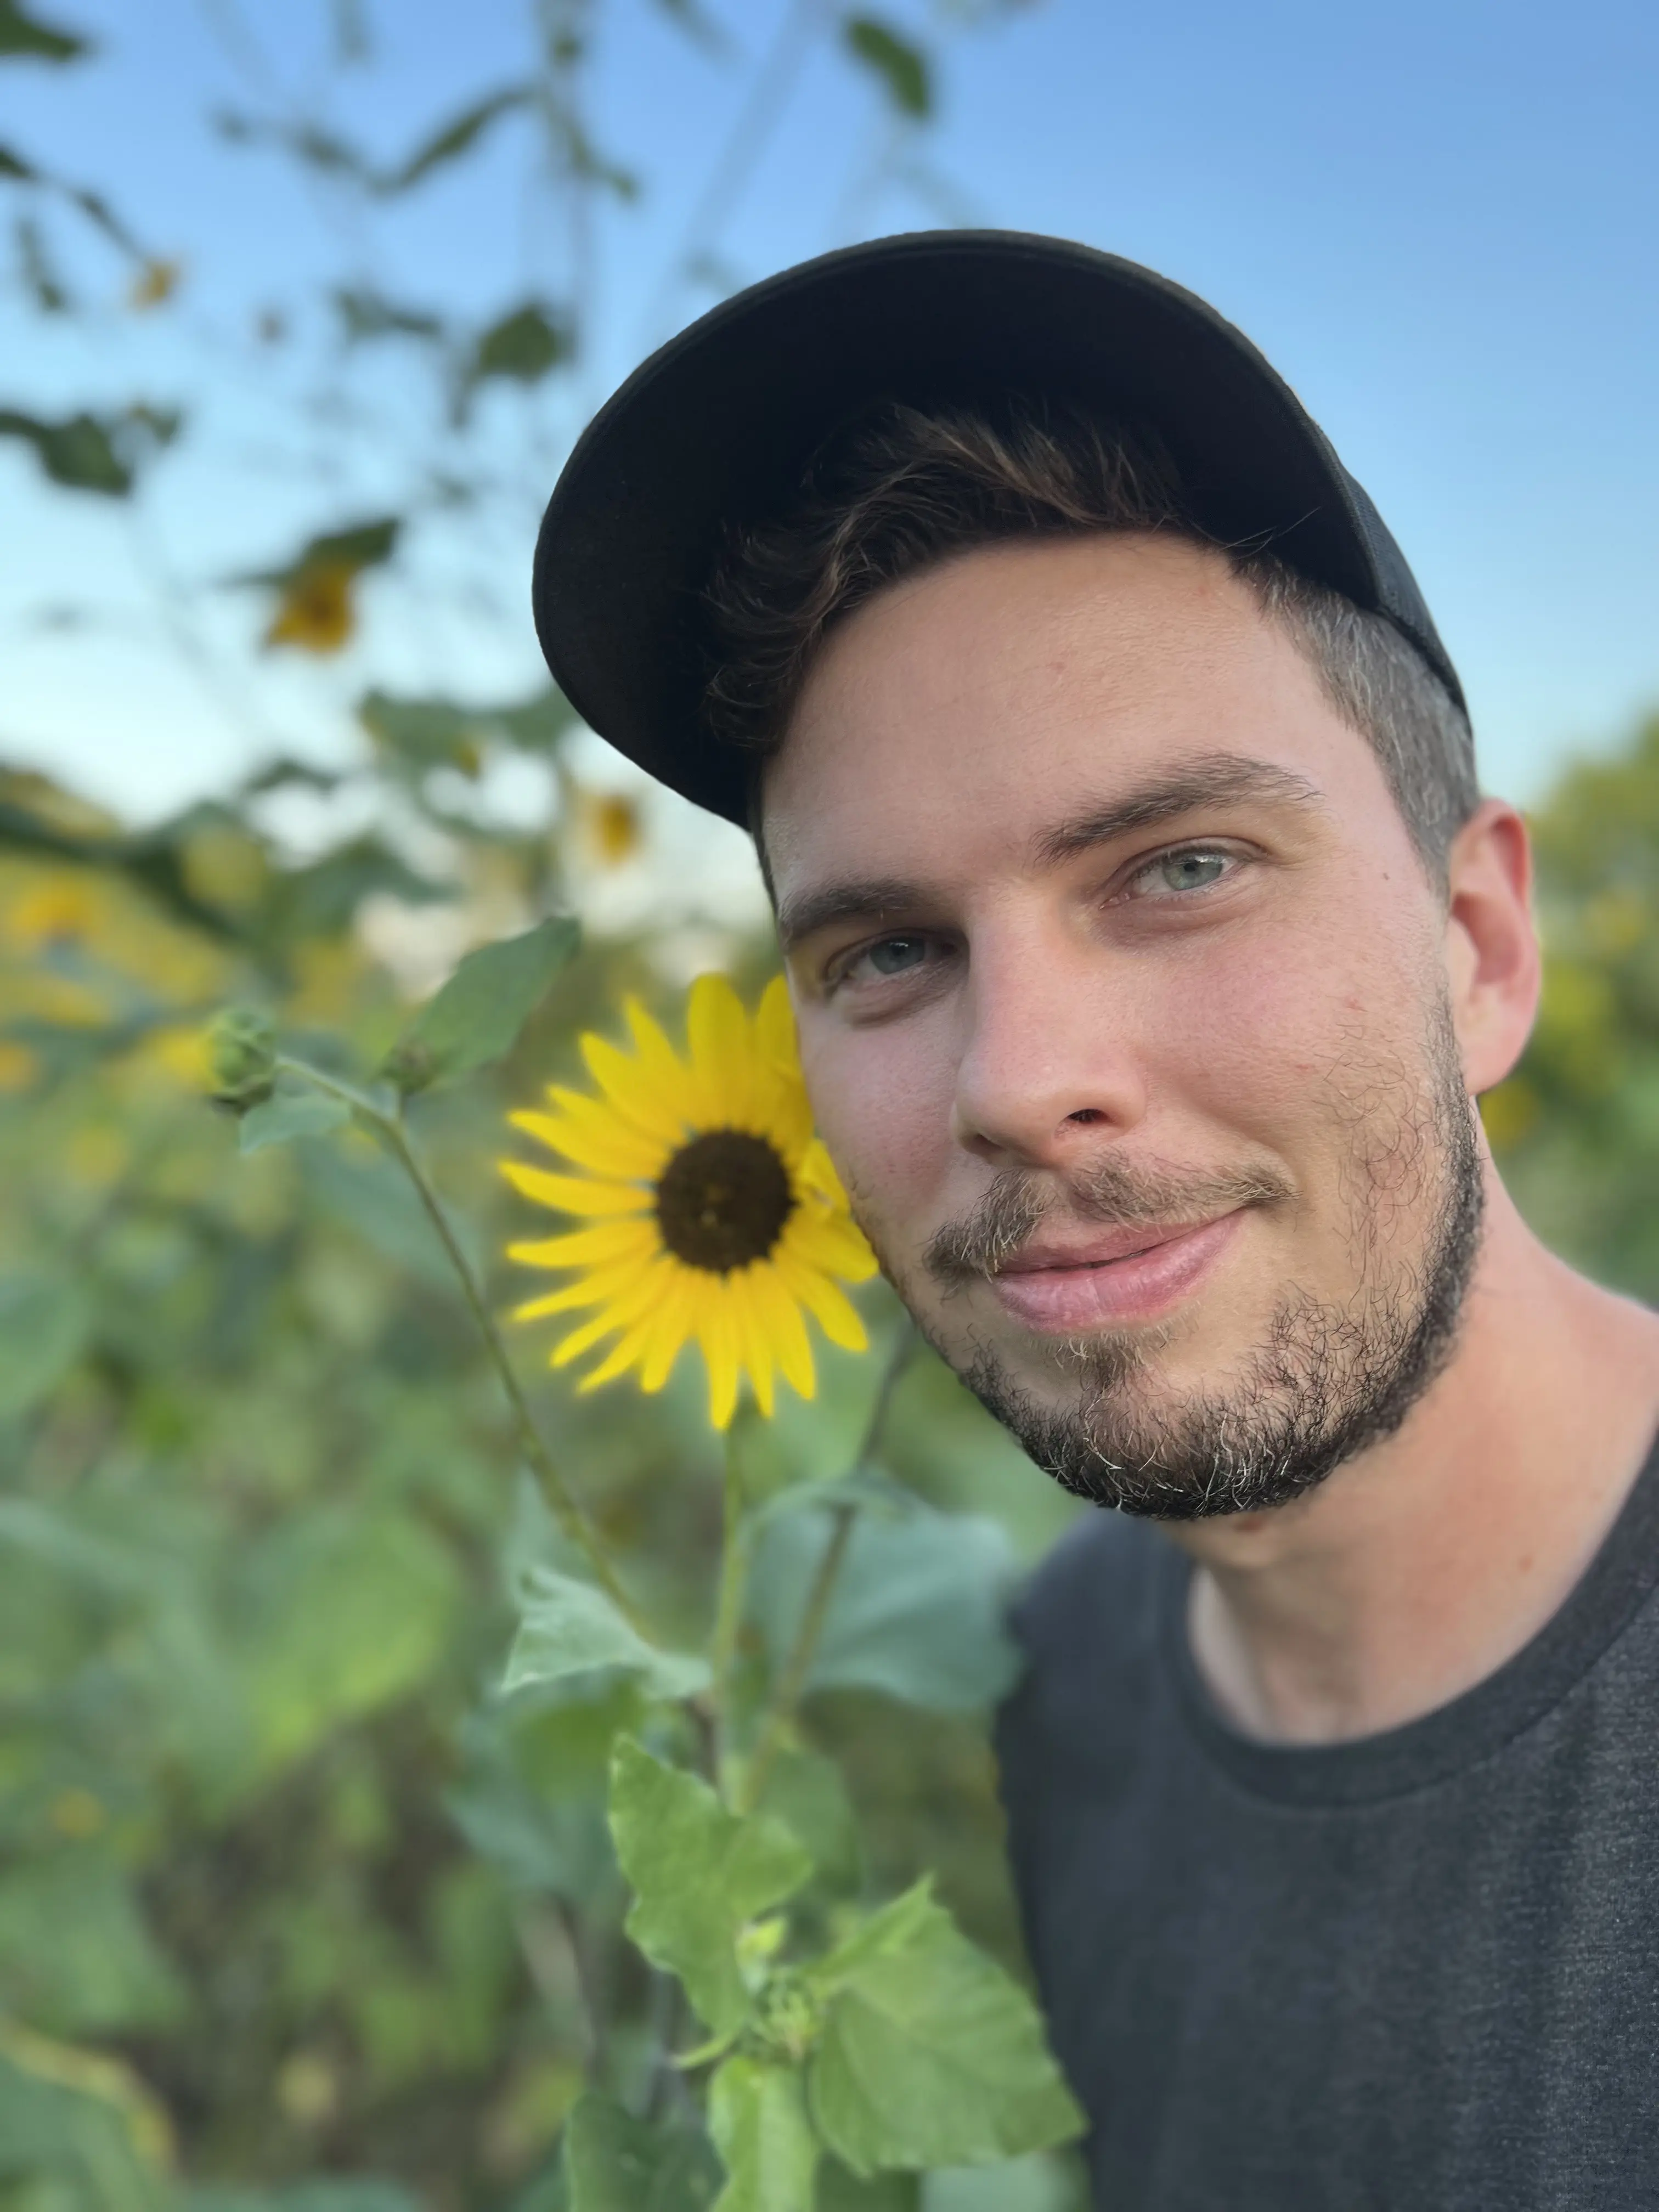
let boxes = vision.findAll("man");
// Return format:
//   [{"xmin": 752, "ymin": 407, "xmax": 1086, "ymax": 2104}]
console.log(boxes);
[{"xmin": 533, "ymin": 233, "xmax": 1659, "ymax": 2207}]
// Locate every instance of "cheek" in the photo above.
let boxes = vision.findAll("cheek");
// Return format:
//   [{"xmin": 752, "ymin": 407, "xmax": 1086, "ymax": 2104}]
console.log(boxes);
[
  {"xmin": 797, "ymin": 1019, "xmax": 955, "ymax": 1225},
  {"xmin": 1144, "ymin": 909, "xmax": 1430, "ymax": 1141}
]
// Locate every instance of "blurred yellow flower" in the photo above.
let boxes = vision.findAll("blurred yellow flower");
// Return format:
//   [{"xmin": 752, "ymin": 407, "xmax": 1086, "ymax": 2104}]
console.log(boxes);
[
  {"xmin": 582, "ymin": 790, "xmax": 645, "ymax": 868},
  {"xmin": 7, "ymin": 874, "xmax": 105, "ymax": 952},
  {"xmin": 128, "ymin": 256, "xmax": 183, "ymax": 311},
  {"xmin": 503, "ymin": 974, "xmax": 876, "ymax": 1428},
  {"xmin": 264, "ymin": 563, "xmax": 357, "ymax": 654}
]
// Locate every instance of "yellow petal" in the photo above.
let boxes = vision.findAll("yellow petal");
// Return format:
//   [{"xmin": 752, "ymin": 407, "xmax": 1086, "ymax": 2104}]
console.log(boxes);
[
  {"xmin": 500, "ymin": 1160, "xmax": 652, "ymax": 1217},
  {"xmin": 697, "ymin": 1295, "xmax": 742, "ymax": 1430},
  {"xmin": 511, "ymin": 1254, "xmax": 663, "ymax": 1321},
  {"xmin": 580, "ymin": 1031, "xmax": 688, "ymax": 1147},
  {"xmin": 686, "ymin": 972, "xmax": 752, "ymax": 1127},
  {"xmin": 550, "ymin": 1258, "xmax": 674, "ymax": 1366},
  {"xmin": 775, "ymin": 1249, "xmax": 869, "ymax": 1352},
  {"xmin": 506, "ymin": 1220, "xmax": 659, "ymax": 1270},
  {"xmin": 754, "ymin": 974, "xmax": 799, "ymax": 1074},
  {"xmin": 787, "ymin": 1206, "xmax": 879, "ymax": 1284},
  {"xmin": 638, "ymin": 1277, "xmax": 693, "ymax": 1392},
  {"xmin": 511, "ymin": 1102, "xmax": 663, "ymax": 1181},
  {"xmin": 754, "ymin": 1265, "xmax": 816, "ymax": 1401},
  {"xmin": 578, "ymin": 1317, "xmax": 657, "ymax": 1392},
  {"xmin": 727, "ymin": 1267, "xmax": 775, "ymax": 1420},
  {"xmin": 623, "ymin": 998, "xmax": 694, "ymax": 1104}
]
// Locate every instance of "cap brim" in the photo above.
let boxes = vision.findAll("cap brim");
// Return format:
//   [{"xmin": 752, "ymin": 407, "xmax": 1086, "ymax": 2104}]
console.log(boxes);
[{"xmin": 534, "ymin": 229, "xmax": 1460, "ymax": 828}]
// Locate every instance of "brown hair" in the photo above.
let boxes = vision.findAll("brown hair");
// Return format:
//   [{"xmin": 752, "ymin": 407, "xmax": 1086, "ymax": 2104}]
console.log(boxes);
[{"xmin": 702, "ymin": 399, "xmax": 1479, "ymax": 877}]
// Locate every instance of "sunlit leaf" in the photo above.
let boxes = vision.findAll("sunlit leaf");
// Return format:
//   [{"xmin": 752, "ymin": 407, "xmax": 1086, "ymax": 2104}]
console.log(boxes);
[
  {"xmin": 561, "ymin": 2092, "xmax": 721, "ymax": 2211},
  {"xmin": 841, "ymin": 16, "xmax": 931, "ymax": 119},
  {"xmin": 506, "ymin": 1566, "xmax": 711, "ymax": 1703},
  {"xmin": 382, "ymin": 913, "xmax": 580, "ymax": 1093},
  {"xmin": 805, "ymin": 1883, "xmax": 1084, "ymax": 2173},
  {"xmin": 708, "ymin": 2057, "xmax": 818, "ymax": 2212},
  {"xmin": 608, "ymin": 1739, "xmax": 812, "ymax": 2036}
]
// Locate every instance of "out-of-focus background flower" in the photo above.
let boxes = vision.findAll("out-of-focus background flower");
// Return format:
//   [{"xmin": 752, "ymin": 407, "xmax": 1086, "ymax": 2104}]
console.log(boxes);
[{"xmin": 1, "ymin": 2, "xmax": 1655, "ymax": 2207}]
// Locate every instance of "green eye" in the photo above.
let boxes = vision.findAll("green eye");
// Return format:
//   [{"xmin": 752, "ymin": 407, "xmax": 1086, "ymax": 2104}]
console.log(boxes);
[{"xmin": 1155, "ymin": 850, "xmax": 1228, "ymax": 893}]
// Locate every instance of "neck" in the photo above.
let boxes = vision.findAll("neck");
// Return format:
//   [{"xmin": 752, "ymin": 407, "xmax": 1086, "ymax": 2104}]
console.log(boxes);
[{"xmin": 1173, "ymin": 1166, "xmax": 1659, "ymax": 1746}]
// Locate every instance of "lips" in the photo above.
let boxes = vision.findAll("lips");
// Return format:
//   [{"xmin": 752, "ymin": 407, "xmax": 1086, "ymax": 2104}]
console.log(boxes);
[{"xmin": 989, "ymin": 1211, "xmax": 1244, "ymax": 1333}]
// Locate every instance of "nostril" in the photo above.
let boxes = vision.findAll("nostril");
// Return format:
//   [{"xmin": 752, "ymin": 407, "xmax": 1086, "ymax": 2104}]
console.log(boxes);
[{"xmin": 1068, "ymin": 1108, "xmax": 1105, "ymax": 1125}]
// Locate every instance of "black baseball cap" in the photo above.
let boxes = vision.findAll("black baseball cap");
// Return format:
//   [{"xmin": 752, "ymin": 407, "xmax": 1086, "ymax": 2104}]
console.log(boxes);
[{"xmin": 532, "ymin": 229, "xmax": 1462, "ymax": 830}]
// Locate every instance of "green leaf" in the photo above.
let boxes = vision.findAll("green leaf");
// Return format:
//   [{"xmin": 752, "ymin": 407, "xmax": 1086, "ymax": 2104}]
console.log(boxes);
[
  {"xmin": 708, "ymin": 2058, "xmax": 817, "ymax": 2212},
  {"xmin": 0, "ymin": 1, "xmax": 88, "ymax": 61},
  {"xmin": 0, "ymin": 1855, "xmax": 186, "ymax": 2035},
  {"xmin": 561, "ymin": 2093, "xmax": 721, "ymax": 2211},
  {"xmin": 333, "ymin": 286, "xmax": 444, "ymax": 344},
  {"xmin": 187, "ymin": 2187, "xmax": 420, "ymax": 2212},
  {"xmin": 805, "ymin": 1883, "xmax": 1084, "ymax": 2174},
  {"xmin": 470, "ymin": 301, "xmax": 571, "ymax": 387},
  {"xmin": 752, "ymin": 1748, "xmax": 861, "ymax": 1895},
  {"xmin": 378, "ymin": 84, "xmax": 529, "ymax": 194},
  {"xmin": 235, "ymin": 1506, "xmax": 461, "ymax": 1770},
  {"xmin": 816, "ymin": 2166, "xmax": 919, "ymax": 2211},
  {"xmin": 841, "ymin": 16, "xmax": 931, "ymax": 118},
  {"xmin": 748, "ymin": 1503, "xmax": 1022, "ymax": 1712},
  {"xmin": 0, "ymin": 1273, "xmax": 90, "ymax": 1419},
  {"xmin": 0, "ymin": 407, "xmax": 129, "ymax": 493},
  {"xmin": 381, "ymin": 913, "xmax": 579, "ymax": 1093},
  {"xmin": 238, "ymin": 1087, "xmax": 351, "ymax": 1154},
  {"xmin": 358, "ymin": 688, "xmax": 482, "ymax": 772},
  {"xmin": 506, "ymin": 1566, "xmax": 712, "ymax": 1704},
  {"xmin": 608, "ymin": 1739, "xmax": 812, "ymax": 2036},
  {"xmin": 0, "ymin": 2052, "xmax": 162, "ymax": 2201}
]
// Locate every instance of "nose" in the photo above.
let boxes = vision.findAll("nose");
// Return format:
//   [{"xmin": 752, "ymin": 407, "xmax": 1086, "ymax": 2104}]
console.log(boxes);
[{"xmin": 950, "ymin": 923, "xmax": 1148, "ymax": 1169}]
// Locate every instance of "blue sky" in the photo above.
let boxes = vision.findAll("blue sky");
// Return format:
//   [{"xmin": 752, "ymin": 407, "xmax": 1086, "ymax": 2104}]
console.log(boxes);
[{"xmin": 2, "ymin": 0, "xmax": 1656, "ymax": 828}]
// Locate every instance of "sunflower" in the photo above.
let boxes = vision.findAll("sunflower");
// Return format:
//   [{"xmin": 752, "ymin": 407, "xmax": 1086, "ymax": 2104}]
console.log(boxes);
[{"xmin": 503, "ymin": 974, "xmax": 877, "ymax": 1427}]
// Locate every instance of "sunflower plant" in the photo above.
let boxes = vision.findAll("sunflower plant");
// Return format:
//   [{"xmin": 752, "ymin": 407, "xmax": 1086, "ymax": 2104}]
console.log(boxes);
[{"xmin": 207, "ymin": 921, "xmax": 1084, "ymax": 2211}]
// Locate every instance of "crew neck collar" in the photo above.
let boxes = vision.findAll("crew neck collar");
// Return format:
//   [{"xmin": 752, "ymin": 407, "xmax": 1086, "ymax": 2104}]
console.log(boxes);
[{"xmin": 1161, "ymin": 1427, "xmax": 1659, "ymax": 1808}]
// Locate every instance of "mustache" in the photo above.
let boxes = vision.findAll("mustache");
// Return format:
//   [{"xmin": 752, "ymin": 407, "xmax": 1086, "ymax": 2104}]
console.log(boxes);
[{"xmin": 922, "ymin": 1153, "xmax": 1294, "ymax": 1286}]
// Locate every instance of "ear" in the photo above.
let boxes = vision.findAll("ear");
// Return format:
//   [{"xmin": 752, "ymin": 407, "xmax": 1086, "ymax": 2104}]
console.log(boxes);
[{"xmin": 1442, "ymin": 799, "xmax": 1541, "ymax": 1094}]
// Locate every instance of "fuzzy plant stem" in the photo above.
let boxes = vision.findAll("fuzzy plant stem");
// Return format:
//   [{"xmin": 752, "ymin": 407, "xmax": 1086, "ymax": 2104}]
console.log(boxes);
[
  {"xmin": 737, "ymin": 1322, "xmax": 916, "ymax": 1814},
  {"xmin": 274, "ymin": 1056, "xmax": 650, "ymax": 1636}
]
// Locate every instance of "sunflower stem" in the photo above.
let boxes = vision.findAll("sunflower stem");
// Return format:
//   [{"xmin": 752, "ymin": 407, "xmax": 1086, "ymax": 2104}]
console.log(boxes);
[
  {"xmin": 709, "ymin": 1421, "xmax": 753, "ymax": 1795},
  {"xmin": 272, "ymin": 1054, "xmax": 650, "ymax": 1637},
  {"xmin": 737, "ymin": 1321, "xmax": 916, "ymax": 1814}
]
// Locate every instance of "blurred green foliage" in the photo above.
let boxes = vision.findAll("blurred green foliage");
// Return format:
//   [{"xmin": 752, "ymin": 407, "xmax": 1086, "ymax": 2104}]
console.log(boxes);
[{"xmin": 1481, "ymin": 710, "xmax": 1659, "ymax": 1299}]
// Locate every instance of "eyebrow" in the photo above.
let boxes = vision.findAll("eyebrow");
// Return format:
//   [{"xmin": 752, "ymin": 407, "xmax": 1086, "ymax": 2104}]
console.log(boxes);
[
  {"xmin": 775, "ymin": 753, "xmax": 1323, "ymax": 952},
  {"xmin": 1031, "ymin": 754, "xmax": 1323, "ymax": 866}
]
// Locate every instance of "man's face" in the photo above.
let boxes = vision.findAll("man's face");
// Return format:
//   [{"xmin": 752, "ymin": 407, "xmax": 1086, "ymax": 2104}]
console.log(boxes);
[{"xmin": 764, "ymin": 533, "xmax": 1484, "ymax": 1518}]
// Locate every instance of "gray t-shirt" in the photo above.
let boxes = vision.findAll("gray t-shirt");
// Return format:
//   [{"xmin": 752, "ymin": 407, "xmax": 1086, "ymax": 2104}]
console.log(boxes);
[{"xmin": 995, "ymin": 1435, "xmax": 1659, "ymax": 2210}]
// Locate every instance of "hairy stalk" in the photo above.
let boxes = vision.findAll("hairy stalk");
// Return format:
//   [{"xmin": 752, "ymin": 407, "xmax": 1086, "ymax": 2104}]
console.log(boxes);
[
  {"xmin": 708, "ymin": 1422, "xmax": 753, "ymax": 1793},
  {"xmin": 274, "ymin": 1055, "xmax": 648, "ymax": 1635},
  {"xmin": 738, "ymin": 1322, "xmax": 916, "ymax": 1813}
]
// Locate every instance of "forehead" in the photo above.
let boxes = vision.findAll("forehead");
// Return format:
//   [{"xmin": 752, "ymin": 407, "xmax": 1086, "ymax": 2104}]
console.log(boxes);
[{"xmin": 759, "ymin": 533, "xmax": 1391, "ymax": 890}]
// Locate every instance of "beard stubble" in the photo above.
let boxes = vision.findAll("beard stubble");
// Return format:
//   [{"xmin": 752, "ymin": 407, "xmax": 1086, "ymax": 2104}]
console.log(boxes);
[{"xmin": 868, "ymin": 998, "xmax": 1485, "ymax": 1521}]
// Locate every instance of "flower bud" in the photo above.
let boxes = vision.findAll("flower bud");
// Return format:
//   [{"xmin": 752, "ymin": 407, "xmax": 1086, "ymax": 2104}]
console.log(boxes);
[{"xmin": 208, "ymin": 1006, "xmax": 277, "ymax": 1105}]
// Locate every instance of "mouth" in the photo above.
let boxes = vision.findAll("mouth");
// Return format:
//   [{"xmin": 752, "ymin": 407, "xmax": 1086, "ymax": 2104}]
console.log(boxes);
[{"xmin": 989, "ymin": 1211, "xmax": 1245, "ymax": 1333}]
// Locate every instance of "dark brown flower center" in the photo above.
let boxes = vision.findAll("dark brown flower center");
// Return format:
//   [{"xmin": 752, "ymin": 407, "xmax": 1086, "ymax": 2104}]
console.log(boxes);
[{"xmin": 655, "ymin": 1129, "xmax": 794, "ymax": 1273}]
